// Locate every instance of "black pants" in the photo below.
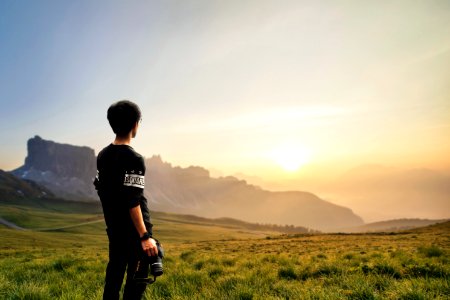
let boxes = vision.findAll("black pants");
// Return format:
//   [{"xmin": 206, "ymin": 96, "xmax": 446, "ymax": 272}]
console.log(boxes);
[{"xmin": 103, "ymin": 231, "xmax": 149, "ymax": 300}]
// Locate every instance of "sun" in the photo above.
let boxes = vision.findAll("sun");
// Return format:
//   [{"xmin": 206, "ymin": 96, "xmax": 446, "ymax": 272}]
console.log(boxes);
[{"xmin": 269, "ymin": 144, "xmax": 311, "ymax": 172}]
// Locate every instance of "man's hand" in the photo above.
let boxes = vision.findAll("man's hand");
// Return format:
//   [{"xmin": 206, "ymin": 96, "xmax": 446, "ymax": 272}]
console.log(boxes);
[
  {"xmin": 129, "ymin": 205, "xmax": 158, "ymax": 256},
  {"xmin": 141, "ymin": 238, "xmax": 158, "ymax": 256}
]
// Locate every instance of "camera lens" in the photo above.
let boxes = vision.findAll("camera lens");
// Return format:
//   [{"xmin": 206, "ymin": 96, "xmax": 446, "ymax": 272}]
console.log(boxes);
[{"xmin": 150, "ymin": 257, "xmax": 163, "ymax": 276}]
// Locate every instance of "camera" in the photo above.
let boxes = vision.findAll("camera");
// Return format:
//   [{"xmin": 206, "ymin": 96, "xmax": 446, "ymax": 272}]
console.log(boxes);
[
  {"xmin": 149, "ymin": 241, "xmax": 164, "ymax": 277},
  {"xmin": 133, "ymin": 240, "xmax": 165, "ymax": 284}
]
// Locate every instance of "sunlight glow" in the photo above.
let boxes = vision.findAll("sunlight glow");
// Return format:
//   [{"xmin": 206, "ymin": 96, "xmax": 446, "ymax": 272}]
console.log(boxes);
[{"xmin": 269, "ymin": 144, "xmax": 312, "ymax": 172}]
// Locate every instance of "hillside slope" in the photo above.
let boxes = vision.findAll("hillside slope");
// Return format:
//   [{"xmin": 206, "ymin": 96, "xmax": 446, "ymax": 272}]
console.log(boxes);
[{"xmin": 0, "ymin": 170, "xmax": 101, "ymax": 213}]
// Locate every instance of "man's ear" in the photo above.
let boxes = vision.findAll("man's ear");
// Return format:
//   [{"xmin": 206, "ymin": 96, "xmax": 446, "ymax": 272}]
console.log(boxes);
[{"xmin": 131, "ymin": 121, "xmax": 139, "ymax": 138}]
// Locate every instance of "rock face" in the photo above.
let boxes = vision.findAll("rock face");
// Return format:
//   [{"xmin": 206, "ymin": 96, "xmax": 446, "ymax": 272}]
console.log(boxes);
[{"xmin": 12, "ymin": 136, "xmax": 97, "ymax": 201}]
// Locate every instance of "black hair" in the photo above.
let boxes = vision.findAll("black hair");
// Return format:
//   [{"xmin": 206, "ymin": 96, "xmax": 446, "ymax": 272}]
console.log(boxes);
[{"xmin": 107, "ymin": 100, "xmax": 142, "ymax": 137}]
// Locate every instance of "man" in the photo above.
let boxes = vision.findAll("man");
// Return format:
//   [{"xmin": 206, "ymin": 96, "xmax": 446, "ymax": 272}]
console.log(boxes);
[{"xmin": 94, "ymin": 100, "xmax": 158, "ymax": 300}]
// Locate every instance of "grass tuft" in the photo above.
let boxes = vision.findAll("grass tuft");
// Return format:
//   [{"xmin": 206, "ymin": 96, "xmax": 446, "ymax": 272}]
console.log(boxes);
[
  {"xmin": 179, "ymin": 251, "xmax": 195, "ymax": 262},
  {"xmin": 418, "ymin": 245, "xmax": 444, "ymax": 258},
  {"xmin": 373, "ymin": 262, "xmax": 402, "ymax": 279},
  {"xmin": 398, "ymin": 290, "xmax": 426, "ymax": 300},
  {"xmin": 278, "ymin": 266, "xmax": 297, "ymax": 280}
]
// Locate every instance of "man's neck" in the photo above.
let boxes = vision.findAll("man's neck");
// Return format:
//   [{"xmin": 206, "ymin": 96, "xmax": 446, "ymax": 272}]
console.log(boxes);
[{"xmin": 113, "ymin": 134, "xmax": 132, "ymax": 146}]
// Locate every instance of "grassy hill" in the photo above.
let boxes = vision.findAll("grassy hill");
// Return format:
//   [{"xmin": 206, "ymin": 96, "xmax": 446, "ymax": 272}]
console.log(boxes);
[
  {"xmin": 340, "ymin": 218, "xmax": 450, "ymax": 233},
  {"xmin": 0, "ymin": 203, "xmax": 283, "ymax": 242},
  {"xmin": 1, "ymin": 203, "xmax": 449, "ymax": 299}
]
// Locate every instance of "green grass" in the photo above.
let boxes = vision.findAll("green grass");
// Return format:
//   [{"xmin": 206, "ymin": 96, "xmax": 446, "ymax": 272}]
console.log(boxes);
[
  {"xmin": 0, "ymin": 204, "xmax": 103, "ymax": 229},
  {"xmin": 0, "ymin": 204, "xmax": 449, "ymax": 299}
]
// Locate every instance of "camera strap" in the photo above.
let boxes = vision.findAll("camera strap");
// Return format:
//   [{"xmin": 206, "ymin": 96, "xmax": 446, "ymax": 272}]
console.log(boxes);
[{"xmin": 133, "ymin": 275, "xmax": 157, "ymax": 285}]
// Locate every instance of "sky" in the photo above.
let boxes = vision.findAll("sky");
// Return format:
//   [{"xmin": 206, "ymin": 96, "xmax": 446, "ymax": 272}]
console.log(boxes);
[{"xmin": 1, "ymin": 0, "xmax": 449, "ymax": 186}]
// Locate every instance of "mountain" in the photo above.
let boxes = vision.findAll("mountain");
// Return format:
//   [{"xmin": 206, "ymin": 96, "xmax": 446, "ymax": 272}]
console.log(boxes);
[
  {"xmin": 8, "ymin": 136, "xmax": 364, "ymax": 231},
  {"xmin": 145, "ymin": 156, "xmax": 363, "ymax": 231},
  {"xmin": 12, "ymin": 136, "xmax": 97, "ymax": 201},
  {"xmin": 323, "ymin": 164, "xmax": 450, "ymax": 222}
]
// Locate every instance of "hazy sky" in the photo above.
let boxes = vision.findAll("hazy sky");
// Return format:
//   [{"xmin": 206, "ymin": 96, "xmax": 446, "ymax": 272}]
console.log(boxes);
[{"xmin": 1, "ymin": 0, "xmax": 449, "ymax": 183}]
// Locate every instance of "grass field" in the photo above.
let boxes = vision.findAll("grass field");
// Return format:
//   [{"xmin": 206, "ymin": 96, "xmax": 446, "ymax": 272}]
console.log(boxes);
[{"xmin": 1, "ymin": 204, "xmax": 449, "ymax": 299}]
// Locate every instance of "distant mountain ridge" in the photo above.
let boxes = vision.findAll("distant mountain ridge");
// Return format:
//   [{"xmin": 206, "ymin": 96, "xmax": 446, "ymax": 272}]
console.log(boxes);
[
  {"xmin": 340, "ymin": 218, "xmax": 449, "ymax": 233},
  {"xmin": 325, "ymin": 164, "xmax": 450, "ymax": 221},
  {"xmin": 7, "ymin": 136, "xmax": 364, "ymax": 231},
  {"xmin": 145, "ymin": 156, "xmax": 363, "ymax": 231}
]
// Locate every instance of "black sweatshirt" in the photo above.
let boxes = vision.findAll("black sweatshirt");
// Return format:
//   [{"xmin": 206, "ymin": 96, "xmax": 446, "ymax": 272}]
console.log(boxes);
[{"xmin": 94, "ymin": 144, "xmax": 153, "ymax": 238}]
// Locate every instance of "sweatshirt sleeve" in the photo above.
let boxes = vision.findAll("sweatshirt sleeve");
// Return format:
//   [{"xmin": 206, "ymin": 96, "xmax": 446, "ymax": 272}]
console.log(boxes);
[{"xmin": 122, "ymin": 156, "xmax": 146, "ymax": 208}]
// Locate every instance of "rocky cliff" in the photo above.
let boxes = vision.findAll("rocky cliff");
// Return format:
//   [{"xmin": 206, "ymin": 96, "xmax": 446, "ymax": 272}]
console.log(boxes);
[{"xmin": 12, "ymin": 136, "xmax": 97, "ymax": 201}]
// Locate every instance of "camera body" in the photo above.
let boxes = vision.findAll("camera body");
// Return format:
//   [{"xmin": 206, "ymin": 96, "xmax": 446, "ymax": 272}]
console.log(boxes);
[{"xmin": 134, "ymin": 240, "xmax": 165, "ymax": 284}]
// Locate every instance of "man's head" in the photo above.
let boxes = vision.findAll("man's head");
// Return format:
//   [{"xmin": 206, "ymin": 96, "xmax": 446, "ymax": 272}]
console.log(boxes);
[{"xmin": 107, "ymin": 100, "xmax": 142, "ymax": 138}]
